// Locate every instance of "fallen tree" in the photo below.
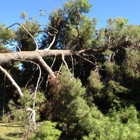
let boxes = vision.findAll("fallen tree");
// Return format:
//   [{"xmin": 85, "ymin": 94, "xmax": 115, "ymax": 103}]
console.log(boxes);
[
  {"xmin": 0, "ymin": 0, "xmax": 140, "ymax": 139},
  {"xmin": 0, "ymin": 37, "xmax": 129, "ymax": 97}
]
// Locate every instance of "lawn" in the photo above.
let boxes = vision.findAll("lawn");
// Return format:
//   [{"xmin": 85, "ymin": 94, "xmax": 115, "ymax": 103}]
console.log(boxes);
[{"xmin": 0, "ymin": 123, "xmax": 24, "ymax": 140}]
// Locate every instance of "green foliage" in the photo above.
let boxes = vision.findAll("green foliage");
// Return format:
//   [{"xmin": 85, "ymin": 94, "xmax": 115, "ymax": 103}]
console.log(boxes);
[
  {"xmin": 81, "ymin": 105, "xmax": 140, "ymax": 140},
  {"xmin": 15, "ymin": 20, "xmax": 40, "ymax": 51},
  {"xmin": 0, "ymin": 24, "xmax": 14, "ymax": 52},
  {"xmin": 0, "ymin": 24, "xmax": 14, "ymax": 42},
  {"xmin": 104, "ymin": 61, "xmax": 120, "ymax": 76},
  {"xmin": 57, "ymin": 66, "xmax": 86, "ymax": 121},
  {"xmin": 18, "ymin": 89, "xmax": 45, "ymax": 106},
  {"xmin": 6, "ymin": 89, "xmax": 45, "ymax": 123},
  {"xmin": 30, "ymin": 121, "xmax": 62, "ymax": 140},
  {"xmin": 102, "ymin": 50, "xmax": 113, "ymax": 56},
  {"xmin": 63, "ymin": 0, "xmax": 92, "ymax": 14},
  {"xmin": 122, "ymin": 48, "xmax": 140, "ymax": 79},
  {"xmin": 42, "ymin": 0, "xmax": 96, "ymax": 49},
  {"xmin": 107, "ymin": 17, "xmax": 128, "ymax": 32},
  {"xmin": 88, "ymin": 71, "xmax": 104, "ymax": 93},
  {"xmin": 67, "ymin": 97, "xmax": 90, "ymax": 118},
  {"xmin": 106, "ymin": 80, "xmax": 130, "ymax": 94},
  {"xmin": 126, "ymin": 25, "xmax": 140, "ymax": 43},
  {"xmin": 58, "ymin": 66, "xmax": 85, "ymax": 102},
  {"xmin": 56, "ymin": 67, "xmax": 139, "ymax": 139},
  {"xmin": 109, "ymin": 105, "xmax": 138, "ymax": 123}
]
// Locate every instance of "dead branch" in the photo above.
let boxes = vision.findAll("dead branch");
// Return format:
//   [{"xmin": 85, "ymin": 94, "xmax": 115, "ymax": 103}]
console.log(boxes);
[
  {"xmin": 0, "ymin": 66, "xmax": 23, "ymax": 97},
  {"xmin": 70, "ymin": 54, "xmax": 74, "ymax": 74},
  {"xmin": 75, "ymin": 52, "xmax": 96, "ymax": 66},
  {"xmin": 40, "ymin": 24, "xmax": 58, "ymax": 50},
  {"xmin": 78, "ymin": 40, "xmax": 129, "ymax": 55},
  {"xmin": 26, "ymin": 108, "xmax": 36, "ymax": 130},
  {"xmin": 51, "ymin": 56, "xmax": 56, "ymax": 69},
  {"xmin": 40, "ymin": 24, "xmax": 58, "ymax": 34},
  {"xmin": 37, "ymin": 56, "xmax": 56, "ymax": 78},
  {"xmin": 7, "ymin": 22, "xmax": 39, "ymax": 50},
  {"xmin": 61, "ymin": 53, "xmax": 70, "ymax": 71},
  {"xmin": 6, "ymin": 41, "xmax": 21, "ymax": 51},
  {"xmin": 44, "ymin": 33, "xmax": 56, "ymax": 50},
  {"xmin": 31, "ymin": 61, "xmax": 42, "ymax": 109}
]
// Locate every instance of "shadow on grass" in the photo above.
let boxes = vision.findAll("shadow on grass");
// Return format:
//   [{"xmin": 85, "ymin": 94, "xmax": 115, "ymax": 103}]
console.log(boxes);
[
  {"xmin": 0, "ymin": 138, "xmax": 10, "ymax": 140},
  {"xmin": 6, "ymin": 132, "xmax": 23, "ymax": 138},
  {"xmin": 0, "ymin": 123, "xmax": 24, "ymax": 140}
]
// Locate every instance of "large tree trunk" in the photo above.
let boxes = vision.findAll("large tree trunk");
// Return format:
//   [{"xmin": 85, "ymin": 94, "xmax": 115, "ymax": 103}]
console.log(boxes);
[{"xmin": 0, "ymin": 40, "xmax": 128, "ymax": 97}]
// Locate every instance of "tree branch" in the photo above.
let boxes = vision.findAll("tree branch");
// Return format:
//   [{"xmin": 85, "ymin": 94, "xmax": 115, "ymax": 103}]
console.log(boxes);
[
  {"xmin": 0, "ymin": 40, "xmax": 128, "ymax": 66},
  {"xmin": 7, "ymin": 22, "xmax": 39, "ymax": 50},
  {"xmin": 75, "ymin": 52, "xmax": 96, "ymax": 66},
  {"xmin": 78, "ymin": 40, "xmax": 129, "ymax": 55},
  {"xmin": 37, "ymin": 56, "xmax": 56, "ymax": 78},
  {"xmin": 31, "ymin": 61, "xmax": 42, "ymax": 109},
  {"xmin": 26, "ymin": 108, "xmax": 36, "ymax": 130},
  {"xmin": 0, "ymin": 66, "xmax": 23, "ymax": 97},
  {"xmin": 61, "ymin": 53, "xmax": 70, "ymax": 71},
  {"xmin": 44, "ymin": 33, "xmax": 56, "ymax": 50}
]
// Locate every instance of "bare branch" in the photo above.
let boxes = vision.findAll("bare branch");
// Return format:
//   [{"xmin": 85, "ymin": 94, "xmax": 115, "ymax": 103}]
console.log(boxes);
[
  {"xmin": 31, "ymin": 61, "xmax": 42, "ymax": 109},
  {"xmin": 51, "ymin": 56, "xmax": 56, "ymax": 69},
  {"xmin": 61, "ymin": 53, "xmax": 70, "ymax": 71},
  {"xmin": 0, "ymin": 66, "xmax": 23, "ymax": 97},
  {"xmin": 78, "ymin": 40, "xmax": 129, "ymax": 55},
  {"xmin": 17, "ymin": 22, "xmax": 39, "ymax": 50},
  {"xmin": 7, "ymin": 22, "xmax": 39, "ymax": 50},
  {"xmin": 76, "ymin": 52, "xmax": 96, "ymax": 66},
  {"xmin": 70, "ymin": 42, "xmax": 80, "ymax": 51},
  {"xmin": 26, "ymin": 108, "xmax": 36, "ymax": 130},
  {"xmin": 44, "ymin": 33, "xmax": 56, "ymax": 50},
  {"xmin": 38, "ymin": 56, "xmax": 56, "ymax": 78},
  {"xmin": 70, "ymin": 54, "xmax": 74, "ymax": 74},
  {"xmin": 59, "ymin": 62, "xmax": 63, "ymax": 72},
  {"xmin": 6, "ymin": 41, "xmax": 21, "ymax": 51},
  {"xmin": 39, "ymin": 24, "xmax": 58, "ymax": 50},
  {"xmin": 40, "ymin": 24, "xmax": 58, "ymax": 34}
]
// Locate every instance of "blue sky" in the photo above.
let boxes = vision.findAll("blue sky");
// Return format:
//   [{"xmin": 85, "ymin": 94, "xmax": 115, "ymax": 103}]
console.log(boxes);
[{"xmin": 0, "ymin": 0, "xmax": 140, "ymax": 28}]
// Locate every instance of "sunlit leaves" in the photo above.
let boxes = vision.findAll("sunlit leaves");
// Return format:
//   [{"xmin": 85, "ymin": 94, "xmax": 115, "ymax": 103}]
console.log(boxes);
[
  {"xmin": 104, "ymin": 61, "xmax": 120, "ymax": 76},
  {"xmin": 58, "ymin": 66, "xmax": 85, "ymax": 100},
  {"xmin": 45, "ymin": 0, "xmax": 95, "ymax": 49},
  {"xmin": 30, "ymin": 121, "xmax": 62, "ymax": 140},
  {"xmin": 107, "ymin": 17, "xmax": 128, "ymax": 32},
  {"xmin": 64, "ymin": 0, "xmax": 91, "ymax": 14},
  {"xmin": 18, "ymin": 89, "xmax": 45, "ymax": 106},
  {"xmin": 0, "ymin": 24, "xmax": 14, "ymax": 42}
]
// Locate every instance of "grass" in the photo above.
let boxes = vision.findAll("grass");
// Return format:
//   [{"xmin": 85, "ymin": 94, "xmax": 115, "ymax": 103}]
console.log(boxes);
[{"xmin": 0, "ymin": 123, "xmax": 24, "ymax": 140}]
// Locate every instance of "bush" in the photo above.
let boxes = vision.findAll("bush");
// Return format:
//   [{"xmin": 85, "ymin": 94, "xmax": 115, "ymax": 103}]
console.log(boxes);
[{"xmin": 30, "ymin": 121, "xmax": 62, "ymax": 140}]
